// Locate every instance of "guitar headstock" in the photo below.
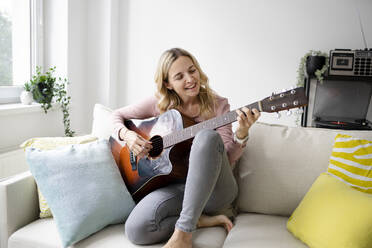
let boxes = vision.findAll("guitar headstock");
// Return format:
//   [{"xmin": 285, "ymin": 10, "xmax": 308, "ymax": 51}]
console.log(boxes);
[{"xmin": 261, "ymin": 87, "xmax": 308, "ymax": 113}]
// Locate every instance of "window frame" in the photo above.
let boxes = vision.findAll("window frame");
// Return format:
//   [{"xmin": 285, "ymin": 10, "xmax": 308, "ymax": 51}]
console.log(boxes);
[
  {"xmin": 30, "ymin": 0, "xmax": 43, "ymax": 76},
  {"xmin": 0, "ymin": 0, "xmax": 43, "ymax": 104}
]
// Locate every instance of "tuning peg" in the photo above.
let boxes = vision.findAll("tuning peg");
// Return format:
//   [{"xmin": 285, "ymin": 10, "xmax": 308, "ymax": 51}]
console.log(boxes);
[
  {"xmin": 269, "ymin": 93, "xmax": 275, "ymax": 100},
  {"xmin": 275, "ymin": 112, "xmax": 281, "ymax": 119},
  {"xmin": 286, "ymin": 110, "xmax": 292, "ymax": 116}
]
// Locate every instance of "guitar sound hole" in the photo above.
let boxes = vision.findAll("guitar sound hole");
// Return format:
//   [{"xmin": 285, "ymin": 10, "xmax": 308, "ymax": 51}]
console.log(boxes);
[{"xmin": 149, "ymin": 135, "xmax": 163, "ymax": 158}]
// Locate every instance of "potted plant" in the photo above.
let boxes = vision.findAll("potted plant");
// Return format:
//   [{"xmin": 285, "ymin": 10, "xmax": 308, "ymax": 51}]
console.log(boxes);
[
  {"xmin": 20, "ymin": 82, "xmax": 33, "ymax": 105},
  {"xmin": 297, "ymin": 50, "xmax": 329, "ymax": 86},
  {"xmin": 27, "ymin": 66, "xmax": 75, "ymax": 137}
]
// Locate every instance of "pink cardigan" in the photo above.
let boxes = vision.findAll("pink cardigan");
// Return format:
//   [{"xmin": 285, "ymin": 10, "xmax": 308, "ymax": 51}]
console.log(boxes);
[{"xmin": 112, "ymin": 95, "xmax": 244, "ymax": 166}]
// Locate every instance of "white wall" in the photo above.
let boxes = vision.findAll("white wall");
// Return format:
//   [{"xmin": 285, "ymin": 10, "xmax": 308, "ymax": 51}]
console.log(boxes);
[
  {"xmin": 1, "ymin": 0, "xmax": 372, "ymax": 154},
  {"xmin": 68, "ymin": 0, "xmax": 120, "ymax": 133},
  {"xmin": 0, "ymin": 107, "xmax": 65, "ymax": 153},
  {"xmin": 67, "ymin": 0, "xmax": 88, "ymax": 134},
  {"xmin": 118, "ymin": 0, "xmax": 372, "ymax": 126}
]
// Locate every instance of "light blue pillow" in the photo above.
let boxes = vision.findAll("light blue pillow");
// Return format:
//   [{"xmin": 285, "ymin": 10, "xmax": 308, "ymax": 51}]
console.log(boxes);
[{"xmin": 26, "ymin": 140, "xmax": 135, "ymax": 247}]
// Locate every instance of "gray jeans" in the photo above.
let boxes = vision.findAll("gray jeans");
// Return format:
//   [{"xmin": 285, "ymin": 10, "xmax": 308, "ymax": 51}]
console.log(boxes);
[{"xmin": 125, "ymin": 129, "xmax": 238, "ymax": 245}]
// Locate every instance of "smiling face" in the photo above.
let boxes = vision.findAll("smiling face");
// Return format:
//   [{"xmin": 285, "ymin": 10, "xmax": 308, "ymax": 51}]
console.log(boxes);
[{"xmin": 166, "ymin": 56, "xmax": 201, "ymax": 104}]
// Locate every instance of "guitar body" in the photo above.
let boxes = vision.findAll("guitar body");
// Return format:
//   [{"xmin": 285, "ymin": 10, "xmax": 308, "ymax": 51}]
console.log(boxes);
[{"xmin": 110, "ymin": 109, "xmax": 194, "ymax": 202}]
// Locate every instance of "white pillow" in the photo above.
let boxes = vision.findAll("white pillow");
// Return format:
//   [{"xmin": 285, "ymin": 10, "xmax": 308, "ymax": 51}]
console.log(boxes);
[
  {"xmin": 91, "ymin": 104, "xmax": 115, "ymax": 139},
  {"xmin": 236, "ymin": 122, "xmax": 372, "ymax": 216}
]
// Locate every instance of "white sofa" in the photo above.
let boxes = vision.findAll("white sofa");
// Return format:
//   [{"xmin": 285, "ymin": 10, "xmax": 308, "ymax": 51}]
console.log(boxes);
[{"xmin": 1, "ymin": 104, "xmax": 372, "ymax": 248}]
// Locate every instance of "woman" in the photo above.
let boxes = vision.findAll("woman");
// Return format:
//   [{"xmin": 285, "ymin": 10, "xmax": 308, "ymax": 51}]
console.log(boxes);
[{"xmin": 112, "ymin": 48, "xmax": 260, "ymax": 248}]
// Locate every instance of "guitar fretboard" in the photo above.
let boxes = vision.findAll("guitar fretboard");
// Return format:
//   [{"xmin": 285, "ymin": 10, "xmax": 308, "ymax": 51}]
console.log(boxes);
[{"xmin": 162, "ymin": 101, "xmax": 260, "ymax": 148}]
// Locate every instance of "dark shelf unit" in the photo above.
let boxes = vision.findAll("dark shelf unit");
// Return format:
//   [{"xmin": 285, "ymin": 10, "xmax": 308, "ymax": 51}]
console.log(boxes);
[{"xmin": 301, "ymin": 74, "xmax": 372, "ymax": 130}]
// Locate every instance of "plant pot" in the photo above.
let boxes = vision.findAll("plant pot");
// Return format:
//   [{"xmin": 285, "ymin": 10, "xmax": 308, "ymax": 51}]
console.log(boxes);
[
  {"xmin": 20, "ymin": 91, "xmax": 34, "ymax": 105},
  {"xmin": 306, "ymin": 56, "xmax": 326, "ymax": 77},
  {"xmin": 32, "ymin": 82, "xmax": 54, "ymax": 104}
]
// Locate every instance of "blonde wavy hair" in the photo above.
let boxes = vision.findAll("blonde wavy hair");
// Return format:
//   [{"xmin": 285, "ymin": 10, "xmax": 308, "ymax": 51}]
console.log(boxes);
[{"xmin": 154, "ymin": 48, "xmax": 216, "ymax": 119}]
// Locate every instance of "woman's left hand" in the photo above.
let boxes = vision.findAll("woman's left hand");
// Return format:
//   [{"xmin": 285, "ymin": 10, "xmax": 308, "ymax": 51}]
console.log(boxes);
[{"xmin": 235, "ymin": 107, "xmax": 260, "ymax": 139}]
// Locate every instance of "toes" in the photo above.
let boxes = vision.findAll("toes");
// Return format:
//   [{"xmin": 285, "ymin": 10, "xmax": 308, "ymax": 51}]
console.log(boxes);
[{"xmin": 225, "ymin": 222, "xmax": 233, "ymax": 232}]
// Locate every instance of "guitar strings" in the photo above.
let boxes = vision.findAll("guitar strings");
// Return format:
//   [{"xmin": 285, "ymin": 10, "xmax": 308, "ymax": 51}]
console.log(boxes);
[
  {"xmin": 149, "ymin": 132, "xmax": 189, "ymax": 150},
  {"xmin": 149, "ymin": 137, "xmax": 163, "ymax": 151}
]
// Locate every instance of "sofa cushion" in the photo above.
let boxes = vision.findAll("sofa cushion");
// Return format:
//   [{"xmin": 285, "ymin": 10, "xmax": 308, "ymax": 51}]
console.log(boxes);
[
  {"xmin": 287, "ymin": 173, "xmax": 372, "ymax": 248},
  {"xmin": 236, "ymin": 122, "xmax": 372, "ymax": 216},
  {"xmin": 20, "ymin": 135, "xmax": 98, "ymax": 218},
  {"xmin": 26, "ymin": 140, "xmax": 135, "ymax": 247},
  {"xmin": 91, "ymin": 103, "xmax": 115, "ymax": 139},
  {"xmin": 8, "ymin": 218, "xmax": 227, "ymax": 248},
  {"xmin": 222, "ymin": 213, "xmax": 307, "ymax": 248},
  {"xmin": 327, "ymin": 134, "xmax": 372, "ymax": 193}
]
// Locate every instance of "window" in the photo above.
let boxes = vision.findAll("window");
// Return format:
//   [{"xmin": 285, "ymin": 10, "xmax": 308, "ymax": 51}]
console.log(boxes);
[{"xmin": 0, "ymin": 0, "xmax": 42, "ymax": 104}]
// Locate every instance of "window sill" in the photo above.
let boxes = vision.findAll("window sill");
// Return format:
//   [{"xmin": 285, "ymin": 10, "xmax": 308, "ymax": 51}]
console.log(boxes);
[{"xmin": 0, "ymin": 102, "xmax": 59, "ymax": 116}]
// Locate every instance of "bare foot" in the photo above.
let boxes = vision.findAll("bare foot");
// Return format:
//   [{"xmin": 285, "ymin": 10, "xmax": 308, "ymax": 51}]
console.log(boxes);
[
  {"xmin": 163, "ymin": 228, "xmax": 192, "ymax": 248},
  {"xmin": 197, "ymin": 214, "xmax": 233, "ymax": 232}
]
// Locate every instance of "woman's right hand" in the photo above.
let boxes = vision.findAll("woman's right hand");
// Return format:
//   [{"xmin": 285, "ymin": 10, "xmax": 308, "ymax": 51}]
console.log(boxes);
[{"xmin": 120, "ymin": 128, "xmax": 152, "ymax": 160}]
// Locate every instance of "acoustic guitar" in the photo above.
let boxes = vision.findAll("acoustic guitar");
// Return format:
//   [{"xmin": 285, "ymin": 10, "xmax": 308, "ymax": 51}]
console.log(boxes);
[{"xmin": 110, "ymin": 87, "xmax": 307, "ymax": 202}]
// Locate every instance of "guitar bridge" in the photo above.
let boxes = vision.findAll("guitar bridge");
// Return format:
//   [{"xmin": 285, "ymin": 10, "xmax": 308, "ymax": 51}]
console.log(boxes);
[{"xmin": 129, "ymin": 151, "xmax": 137, "ymax": 171}]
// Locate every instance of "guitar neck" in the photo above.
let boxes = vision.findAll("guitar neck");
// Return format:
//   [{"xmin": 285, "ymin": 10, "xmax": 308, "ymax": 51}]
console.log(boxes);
[{"xmin": 162, "ymin": 101, "xmax": 260, "ymax": 148}]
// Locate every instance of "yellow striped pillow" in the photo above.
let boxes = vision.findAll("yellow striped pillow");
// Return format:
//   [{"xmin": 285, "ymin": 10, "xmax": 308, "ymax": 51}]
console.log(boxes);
[{"xmin": 327, "ymin": 134, "xmax": 372, "ymax": 193}]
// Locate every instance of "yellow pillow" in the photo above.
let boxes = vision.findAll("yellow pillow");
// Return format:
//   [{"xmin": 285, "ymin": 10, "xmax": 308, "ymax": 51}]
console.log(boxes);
[
  {"xmin": 327, "ymin": 134, "xmax": 372, "ymax": 193},
  {"xmin": 287, "ymin": 173, "xmax": 372, "ymax": 248},
  {"xmin": 20, "ymin": 135, "xmax": 98, "ymax": 218}
]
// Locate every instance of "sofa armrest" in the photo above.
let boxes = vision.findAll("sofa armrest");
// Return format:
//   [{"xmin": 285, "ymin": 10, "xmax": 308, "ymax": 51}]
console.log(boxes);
[{"xmin": 0, "ymin": 171, "xmax": 39, "ymax": 248}]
